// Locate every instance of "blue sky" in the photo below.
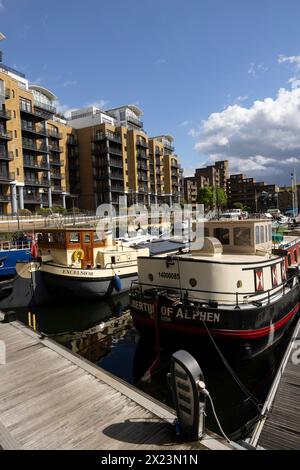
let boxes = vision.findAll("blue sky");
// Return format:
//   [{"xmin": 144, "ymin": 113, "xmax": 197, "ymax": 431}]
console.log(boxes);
[{"xmin": 2, "ymin": 0, "xmax": 300, "ymax": 184}]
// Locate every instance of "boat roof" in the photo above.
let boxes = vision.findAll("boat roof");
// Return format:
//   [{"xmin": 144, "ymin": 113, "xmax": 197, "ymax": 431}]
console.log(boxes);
[{"xmin": 155, "ymin": 252, "xmax": 281, "ymax": 265}]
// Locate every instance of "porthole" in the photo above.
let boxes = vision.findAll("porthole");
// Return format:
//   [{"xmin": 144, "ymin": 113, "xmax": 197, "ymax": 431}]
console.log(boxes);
[
  {"xmin": 148, "ymin": 273, "xmax": 154, "ymax": 282},
  {"xmin": 189, "ymin": 278, "xmax": 197, "ymax": 287},
  {"xmin": 237, "ymin": 280, "xmax": 243, "ymax": 288},
  {"xmin": 0, "ymin": 261, "xmax": 4, "ymax": 268}
]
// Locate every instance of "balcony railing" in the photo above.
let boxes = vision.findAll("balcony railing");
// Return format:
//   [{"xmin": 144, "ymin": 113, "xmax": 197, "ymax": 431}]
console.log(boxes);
[
  {"xmin": 50, "ymin": 159, "xmax": 63, "ymax": 166},
  {"xmin": 22, "ymin": 140, "xmax": 48, "ymax": 153},
  {"xmin": 110, "ymin": 159, "xmax": 123, "ymax": 169},
  {"xmin": 24, "ymin": 195, "xmax": 42, "ymax": 204},
  {"xmin": 127, "ymin": 115, "xmax": 143, "ymax": 128},
  {"xmin": 164, "ymin": 142, "xmax": 175, "ymax": 152},
  {"xmin": 0, "ymin": 109, "xmax": 11, "ymax": 120},
  {"xmin": 108, "ymin": 146, "xmax": 123, "ymax": 156},
  {"xmin": 51, "ymin": 186, "xmax": 63, "ymax": 193},
  {"xmin": 0, "ymin": 171, "xmax": 15, "ymax": 182},
  {"xmin": 34, "ymin": 100, "xmax": 56, "ymax": 115},
  {"xmin": 136, "ymin": 137, "xmax": 149, "ymax": 148},
  {"xmin": 47, "ymin": 129, "xmax": 62, "ymax": 139},
  {"xmin": 20, "ymin": 103, "xmax": 48, "ymax": 120},
  {"xmin": 0, "ymin": 150, "xmax": 13, "ymax": 161},
  {"xmin": 137, "ymin": 152, "xmax": 149, "ymax": 160},
  {"xmin": 0, "ymin": 129, "xmax": 12, "ymax": 140},
  {"xmin": 111, "ymin": 184, "xmax": 124, "ymax": 192},
  {"xmin": 49, "ymin": 144, "xmax": 63, "ymax": 153},
  {"xmin": 23, "ymin": 159, "xmax": 50, "ymax": 170},
  {"xmin": 51, "ymin": 173, "xmax": 64, "ymax": 180},
  {"xmin": 110, "ymin": 171, "xmax": 124, "ymax": 180},
  {"xmin": 138, "ymin": 173, "xmax": 148, "ymax": 182},
  {"xmin": 24, "ymin": 177, "xmax": 50, "ymax": 187},
  {"xmin": 21, "ymin": 123, "xmax": 47, "ymax": 136},
  {"xmin": 93, "ymin": 132, "xmax": 122, "ymax": 144},
  {"xmin": 0, "ymin": 194, "xmax": 10, "ymax": 202}
]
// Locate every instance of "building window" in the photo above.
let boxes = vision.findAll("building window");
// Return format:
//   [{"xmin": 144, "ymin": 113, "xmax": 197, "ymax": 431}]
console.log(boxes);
[
  {"xmin": 16, "ymin": 149, "xmax": 18, "ymax": 157},
  {"xmin": 13, "ymin": 111, "xmax": 16, "ymax": 118},
  {"xmin": 214, "ymin": 228, "xmax": 230, "ymax": 245},
  {"xmin": 12, "ymin": 90, "xmax": 15, "ymax": 98},
  {"xmin": 288, "ymin": 253, "xmax": 292, "ymax": 266},
  {"xmin": 233, "ymin": 227, "xmax": 251, "ymax": 246},
  {"xmin": 14, "ymin": 130, "xmax": 17, "ymax": 138},
  {"xmin": 17, "ymin": 168, "xmax": 19, "ymax": 176}
]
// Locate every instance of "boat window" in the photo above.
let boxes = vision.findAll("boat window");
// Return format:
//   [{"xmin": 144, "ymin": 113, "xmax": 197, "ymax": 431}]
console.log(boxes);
[
  {"xmin": 189, "ymin": 278, "xmax": 197, "ymax": 287},
  {"xmin": 294, "ymin": 249, "xmax": 298, "ymax": 263},
  {"xmin": 288, "ymin": 253, "xmax": 292, "ymax": 266},
  {"xmin": 269, "ymin": 224, "xmax": 272, "ymax": 242},
  {"xmin": 84, "ymin": 233, "xmax": 91, "ymax": 243},
  {"xmin": 53, "ymin": 232, "xmax": 65, "ymax": 244},
  {"xmin": 233, "ymin": 227, "xmax": 251, "ymax": 246},
  {"xmin": 111, "ymin": 256, "xmax": 116, "ymax": 265},
  {"xmin": 214, "ymin": 228, "xmax": 230, "ymax": 245},
  {"xmin": 265, "ymin": 225, "xmax": 269, "ymax": 242},
  {"xmin": 255, "ymin": 226, "xmax": 260, "ymax": 244},
  {"xmin": 260, "ymin": 226, "xmax": 265, "ymax": 243},
  {"xmin": 69, "ymin": 232, "xmax": 80, "ymax": 243}
]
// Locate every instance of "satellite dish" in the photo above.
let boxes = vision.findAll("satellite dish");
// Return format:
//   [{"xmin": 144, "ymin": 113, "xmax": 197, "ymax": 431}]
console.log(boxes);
[{"xmin": 0, "ymin": 33, "xmax": 6, "ymax": 41}]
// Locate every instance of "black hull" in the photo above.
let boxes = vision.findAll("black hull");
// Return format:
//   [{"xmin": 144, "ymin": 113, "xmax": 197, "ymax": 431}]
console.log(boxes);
[
  {"xmin": 130, "ymin": 284, "xmax": 300, "ymax": 358},
  {"xmin": 42, "ymin": 271, "xmax": 137, "ymax": 300}
]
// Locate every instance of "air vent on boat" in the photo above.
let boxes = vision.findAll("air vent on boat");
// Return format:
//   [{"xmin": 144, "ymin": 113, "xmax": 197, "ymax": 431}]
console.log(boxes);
[{"xmin": 191, "ymin": 237, "xmax": 223, "ymax": 257}]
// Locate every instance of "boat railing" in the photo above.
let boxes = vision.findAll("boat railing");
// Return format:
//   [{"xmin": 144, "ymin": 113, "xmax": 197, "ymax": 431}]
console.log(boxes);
[
  {"xmin": 103, "ymin": 259, "xmax": 138, "ymax": 269},
  {"xmin": 0, "ymin": 241, "xmax": 31, "ymax": 251},
  {"xmin": 130, "ymin": 275, "xmax": 298, "ymax": 308}
]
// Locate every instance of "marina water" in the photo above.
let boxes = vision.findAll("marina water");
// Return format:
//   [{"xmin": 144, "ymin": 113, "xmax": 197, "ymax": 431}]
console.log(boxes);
[{"xmin": 15, "ymin": 295, "xmax": 297, "ymax": 440}]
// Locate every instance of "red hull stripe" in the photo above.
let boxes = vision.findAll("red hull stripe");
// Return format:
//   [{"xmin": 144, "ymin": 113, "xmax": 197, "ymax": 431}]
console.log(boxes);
[{"xmin": 133, "ymin": 303, "xmax": 300, "ymax": 340}]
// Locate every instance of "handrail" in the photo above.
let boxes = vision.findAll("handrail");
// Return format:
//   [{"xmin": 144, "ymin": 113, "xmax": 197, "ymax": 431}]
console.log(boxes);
[{"xmin": 130, "ymin": 275, "xmax": 298, "ymax": 307}]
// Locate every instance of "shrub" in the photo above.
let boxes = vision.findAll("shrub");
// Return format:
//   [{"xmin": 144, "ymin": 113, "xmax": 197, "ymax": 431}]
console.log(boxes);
[{"xmin": 19, "ymin": 209, "xmax": 32, "ymax": 216}]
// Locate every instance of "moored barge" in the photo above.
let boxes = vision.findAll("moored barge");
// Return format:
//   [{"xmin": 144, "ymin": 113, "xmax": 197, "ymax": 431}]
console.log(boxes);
[{"xmin": 130, "ymin": 219, "xmax": 300, "ymax": 357}]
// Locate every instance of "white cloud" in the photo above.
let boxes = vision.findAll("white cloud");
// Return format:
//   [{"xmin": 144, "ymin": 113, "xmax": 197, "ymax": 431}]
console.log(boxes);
[
  {"xmin": 179, "ymin": 120, "xmax": 190, "ymax": 127},
  {"xmin": 54, "ymin": 101, "xmax": 77, "ymax": 118},
  {"xmin": 0, "ymin": 1, "xmax": 4, "ymax": 12},
  {"xmin": 87, "ymin": 99, "xmax": 109, "ymax": 109},
  {"xmin": 248, "ymin": 62, "xmax": 268, "ymax": 77},
  {"xmin": 278, "ymin": 54, "xmax": 300, "ymax": 71},
  {"xmin": 192, "ymin": 87, "xmax": 300, "ymax": 184}
]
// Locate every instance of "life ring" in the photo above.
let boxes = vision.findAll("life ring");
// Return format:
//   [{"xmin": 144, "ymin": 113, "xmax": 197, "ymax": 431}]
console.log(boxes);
[{"xmin": 72, "ymin": 248, "xmax": 85, "ymax": 262}]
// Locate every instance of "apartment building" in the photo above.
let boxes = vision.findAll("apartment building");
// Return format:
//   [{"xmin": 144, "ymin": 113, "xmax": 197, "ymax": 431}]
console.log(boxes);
[
  {"xmin": 0, "ymin": 35, "xmax": 183, "ymax": 214},
  {"xmin": 227, "ymin": 174, "xmax": 279, "ymax": 211},
  {"xmin": 0, "ymin": 48, "xmax": 78, "ymax": 214},
  {"xmin": 184, "ymin": 160, "xmax": 228, "ymax": 203},
  {"xmin": 68, "ymin": 107, "xmax": 183, "ymax": 210}
]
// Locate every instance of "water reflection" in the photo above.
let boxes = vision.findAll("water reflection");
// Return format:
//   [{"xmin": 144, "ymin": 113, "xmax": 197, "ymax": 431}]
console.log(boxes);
[{"xmin": 15, "ymin": 295, "xmax": 298, "ymax": 440}]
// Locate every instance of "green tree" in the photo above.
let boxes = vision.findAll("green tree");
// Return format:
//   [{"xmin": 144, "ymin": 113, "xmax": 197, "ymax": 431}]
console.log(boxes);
[
  {"xmin": 197, "ymin": 187, "xmax": 214, "ymax": 210},
  {"xmin": 232, "ymin": 202, "xmax": 244, "ymax": 210},
  {"xmin": 215, "ymin": 187, "xmax": 227, "ymax": 209}
]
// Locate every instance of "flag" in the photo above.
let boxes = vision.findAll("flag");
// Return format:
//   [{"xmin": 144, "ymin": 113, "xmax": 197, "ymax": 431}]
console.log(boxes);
[{"xmin": 30, "ymin": 239, "xmax": 38, "ymax": 258}]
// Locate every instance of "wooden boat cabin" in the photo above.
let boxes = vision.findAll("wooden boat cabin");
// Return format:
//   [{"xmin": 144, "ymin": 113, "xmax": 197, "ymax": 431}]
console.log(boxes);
[{"xmin": 37, "ymin": 228, "xmax": 149, "ymax": 270}]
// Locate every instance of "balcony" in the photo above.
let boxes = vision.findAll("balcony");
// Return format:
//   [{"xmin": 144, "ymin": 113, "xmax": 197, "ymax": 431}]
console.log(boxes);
[
  {"xmin": 0, "ymin": 109, "xmax": 11, "ymax": 120},
  {"xmin": 110, "ymin": 171, "xmax": 123, "ymax": 181},
  {"xmin": 111, "ymin": 183, "xmax": 125, "ymax": 192},
  {"xmin": 0, "ymin": 129, "xmax": 12, "ymax": 141},
  {"xmin": 47, "ymin": 129, "xmax": 62, "ymax": 139},
  {"xmin": 0, "ymin": 150, "xmax": 13, "ymax": 161},
  {"xmin": 25, "ymin": 177, "xmax": 50, "ymax": 187},
  {"xmin": 24, "ymin": 195, "xmax": 42, "ymax": 204},
  {"xmin": 0, "ymin": 194, "xmax": 10, "ymax": 202},
  {"xmin": 93, "ymin": 132, "xmax": 122, "ymax": 144},
  {"xmin": 171, "ymin": 161, "xmax": 179, "ymax": 169},
  {"xmin": 21, "ymin": 123, "xmax": 47, "ymax": 137},
  {"xmin": 164, "ymin": 142, "xmax": 175, "ymax": 153},
  {"xmin": 0, "ymin": 171, "xmax": 15, "ymax": 182},
  {"xmin": 108, "ymin": 146, "xmax": 123, "ymax": 156},
  {"xmin": 23, "ymin": 158, "xmax": 50, "ymax": 170},
  {"xmin": 20, "ymin": 103, "xmax": 48, "ymax": 121},
  {"xmin": 51, "ymin": 186, "xmax": 63, "ymax": 193},
  {"xmin": 34, "ymin": 100, "xmax": 56, "ymax": 115},
  {"xmin": 136, "ymin": 137, "xmax": 149, "ymax": 149},
  {"xmin": 110, "ymin": 158, "xmax": 123, "ymax": 169},
  {"xmin": 138, "ymin": 184, "xmax": 148, "ymax": 193},
  {"xmin": 22, "ymin": 140, "xmax": 48, "ymax": 154},
  {"xmin": 50, "ymin": 158, "xmax": 63, "ymax": 166},
  {"xmin": 127, "ymin": 115, "xmax": 143, "ymax": 128},
  {"xmin": 137, "ymin": 162, "xmax": 148, "ymax": 171},
  {"xmin": 51, "ymin": 173, "xmax": 64, "ymax": 180},
  {"xmin": 49, "ymin": 144, "xmax": 63, "ymax": 153},
  {"xmin": 137, "ymin": 152, "xmax": 149, "ymax": 160},
  {"xmin": 138, "ymin": 173, "xmax": 148, "ymax": 182},
  {"xmin": 155, "ymin": 149, "xmax": 163, "ymax": 156}
]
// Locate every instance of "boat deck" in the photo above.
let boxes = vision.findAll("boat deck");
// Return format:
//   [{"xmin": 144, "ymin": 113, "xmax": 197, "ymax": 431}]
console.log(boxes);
[
  {"xmin": 251, "ymin": 319, "xmax": 300, "ymax": 449},
  {"xmin": 0, "ymin": 318, "xmax": 234, "ymax": 450}
]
